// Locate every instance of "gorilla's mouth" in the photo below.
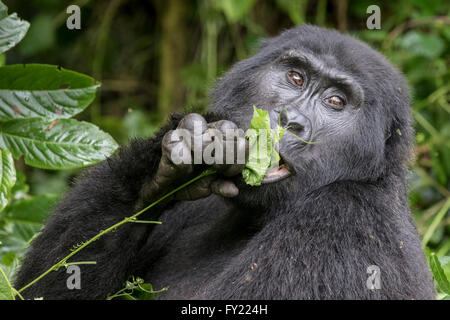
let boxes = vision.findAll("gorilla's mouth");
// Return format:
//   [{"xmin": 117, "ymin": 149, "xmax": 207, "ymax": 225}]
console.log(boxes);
[{"xmin": 261, "ymin": 155, "xmax": 292, "ymax": 184}]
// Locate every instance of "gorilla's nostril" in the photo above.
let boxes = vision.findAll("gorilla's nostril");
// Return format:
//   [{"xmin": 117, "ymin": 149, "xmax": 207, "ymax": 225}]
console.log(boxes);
[{"xmin": 287, "ymin": 122, "xmax": 304, "ymax": 133}]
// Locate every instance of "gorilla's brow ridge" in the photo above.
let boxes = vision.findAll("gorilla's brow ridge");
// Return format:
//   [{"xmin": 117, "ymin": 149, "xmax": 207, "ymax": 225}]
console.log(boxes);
[{"xmin": 278, "ymin": 49, "xmax": 364, "ymax": 107}]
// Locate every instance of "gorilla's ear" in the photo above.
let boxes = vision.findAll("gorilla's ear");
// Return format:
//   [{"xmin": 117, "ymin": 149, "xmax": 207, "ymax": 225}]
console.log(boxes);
[
  {"xmin": 385, "ymin": 116, "xmax": 406, "ymax": 145},
  {"xmin": 384, "ymin": 115, "xmax": 414, "ymax": 165}
]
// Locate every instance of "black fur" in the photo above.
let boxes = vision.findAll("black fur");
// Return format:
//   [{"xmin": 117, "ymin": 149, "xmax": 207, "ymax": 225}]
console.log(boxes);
[{"xmin": 15, "ymin": 25, "xmax": 435, "ymax": 299}]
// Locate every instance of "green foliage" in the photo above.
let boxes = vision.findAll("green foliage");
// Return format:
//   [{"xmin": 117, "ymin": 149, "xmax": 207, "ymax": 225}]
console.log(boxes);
[
  {"xmin": 0, "ymin": 2, "xmax": 29, "ymax": 54},
  {"xmin": 426, "ymin": 250, "xmax": 450, "ymax": 299},
  {"xmin": 0, "ymin": 2, "xmax": 118, "ymax": 174},
  {"xmin": 0, "ymin": 64, "xmax": 100, "ymax": 120},
  {"xmin": 0, "ymin": 118, "xmax": 118, "ymax": 169},
  {"xmin": 0, "ymin": 0, "xmax": 119, "ymax": 299},
  {"xmin": 0, "ymin": 149, "xmax": 15, "ymax": 211},
  {"xmin": 399, "ymin": 31, "xmax": 445, "ymax": 59},
  {"xmin": 0, "ymin": 194, "xmax": 60, "ymax": 261},
  {"xmin": 107, "ymin": 276, "xmax": 168, "ymax": 300},
  {"xmin": 0, "ymin": 267, "xmax": 15, "ymax": 300}
]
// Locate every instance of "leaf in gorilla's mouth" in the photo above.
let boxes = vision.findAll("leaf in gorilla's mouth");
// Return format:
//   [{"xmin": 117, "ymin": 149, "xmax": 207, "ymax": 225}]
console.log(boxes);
[{"xmin": 242, "ymin": 106, "xmax": 290, "ymax": 186}]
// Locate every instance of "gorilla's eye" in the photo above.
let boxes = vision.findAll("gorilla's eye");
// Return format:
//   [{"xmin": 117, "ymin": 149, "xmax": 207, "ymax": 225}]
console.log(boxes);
[
  {"xmin": 288, "ymin": 71, "xmax": 304, "ymax": 87},
  {"xmin": 327, "ymin": 95, "xmax": 345, "ymax": 108}
]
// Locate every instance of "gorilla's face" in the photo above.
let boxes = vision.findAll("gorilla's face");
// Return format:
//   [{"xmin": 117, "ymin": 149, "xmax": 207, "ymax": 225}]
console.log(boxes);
[
  {"xmin": 256, "ymin": 49, "xmax": 366, "ymax": 184},
  {"xmin": 211, "ymin": 25, "xmax": 412, "ymax": 205}
]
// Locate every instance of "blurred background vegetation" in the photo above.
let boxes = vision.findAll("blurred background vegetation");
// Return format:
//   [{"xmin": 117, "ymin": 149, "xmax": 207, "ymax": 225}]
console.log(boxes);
[{"xmin": 2, "ymin": 0, "xmax": 449, "ymax": 273}]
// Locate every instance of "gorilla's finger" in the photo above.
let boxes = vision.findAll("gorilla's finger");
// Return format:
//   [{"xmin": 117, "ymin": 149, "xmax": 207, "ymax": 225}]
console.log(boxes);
[
  {"xmin": 178, "ymin": 114, "xmax": 208, "ymax": 162},
  {"xmin": 208, "ymin": 120, "xmax": 238, "ymax": 132},
  {"xmin": 178, "ymin": 113, "xmax": 208, "ymax": 134},
  {"xmin": 162, "ymin": 130, "xmax": 179, "ymax": 154},
  {"xmin": 221, "ymin": 133, "xmax": 248, "ymax": 176},
  {"xmin": 175, "ymin": 175, "xmax": 214, "ymax": 201},
  {"xmin": 160, "ymin": 130, "xmax": 193, "ymax": 178},
  {"xmin": 211, "ymin": 179, "xmax": 239, "ymax": 198},
  {"xmin": 206, "ymin": 120, "xmax": 248, "ymax": 176}
]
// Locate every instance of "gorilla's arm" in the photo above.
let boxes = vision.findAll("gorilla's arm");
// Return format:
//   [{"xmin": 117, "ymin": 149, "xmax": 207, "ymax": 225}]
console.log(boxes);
[
  {"xmin": 13, "ymin": 125, "xmax": 171, "ymax": 300},
  {"xmin": 14, "ymin": 112, "xmax": 244, "ymax": 300}
]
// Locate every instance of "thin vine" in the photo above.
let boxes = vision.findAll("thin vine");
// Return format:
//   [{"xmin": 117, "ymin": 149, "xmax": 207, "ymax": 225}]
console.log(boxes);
[{"xmin": 17, "ymin": 168, "xmax": 217, "ymax": 296}]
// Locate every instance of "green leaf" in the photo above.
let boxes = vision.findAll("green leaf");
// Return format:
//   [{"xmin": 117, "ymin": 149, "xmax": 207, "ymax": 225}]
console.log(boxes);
[
  {"xmin": 0, "ymin": 118, "xmax": 119, "ymax": 170},
  {"xmin": 438, "ymin": 256, "xmax": 450, "ymax": 286},
  {"xmin": 429, "ymin": 252, "xmax": 450, "ymax": 295},
  {"xmin": 0, "ymin": 64, "xmax": 100, "ymax": 120},
  {"xmin": 274, "ymin": 124, "xmax": 286, "ymax": 145},
  {"xmin": 0, "ymin": 2, "xmax": 7, "ymax": 19},
  {"xmin": 242, "ymin": 106, "xmax": 281, "ymax": 186},
  {"xmin": 107, "ymin": 276, "xmax": 167, "ymax": 300},
  {"xmin": 122, "ymin": 283, "xmax": 156, "ymax": 300},
  {"xmin": 11, "ymin": 169, "xmax": 28, "ymax": 200},
  {"xmin": 0, "ymin": 149, "xmax": 16, "ymax": 212},
  {"xmin": 0, "ymin": 266, "xmax": 14, "ymax": 300},
  {"xmin": 0, "ymin": 3, "xmax": 30, "ymax": 54},
  {"xmin": 0, "ymin": 194, "xmax": 60, "ymax": 259},
  {"xmin": 3, "ymin": 194, "xmax": 59, "ymax": 225},
  {"xmin": 399, "ymin": 31, "xmax": 445, "ymax": 59}
]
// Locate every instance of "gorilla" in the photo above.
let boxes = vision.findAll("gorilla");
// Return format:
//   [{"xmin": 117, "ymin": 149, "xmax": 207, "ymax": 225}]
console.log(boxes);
[{"xmin": 15, "ymin": 25, "xmax": 435, "ymax": 299}]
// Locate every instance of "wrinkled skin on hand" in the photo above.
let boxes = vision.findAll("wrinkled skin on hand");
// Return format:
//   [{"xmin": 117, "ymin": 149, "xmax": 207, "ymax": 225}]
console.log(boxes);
[{"xmin": 138, "ymin": 113, "xmax": 248, "ymax": 207}]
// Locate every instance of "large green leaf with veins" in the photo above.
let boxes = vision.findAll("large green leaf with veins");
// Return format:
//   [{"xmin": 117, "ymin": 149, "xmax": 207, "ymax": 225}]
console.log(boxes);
[
  {"xmin": 0, "ymin": 148, "xmax": 15, "ymax": 212},
  {"xmin": 0, "ymin": 1, "xmax": 30, "ymax": 54},
  {"xmin": 0, "ymin": 266, "xmax": 15, "ymax": 300},
  {"xmin": 0, "ymin": 118, "xmax": 118, "ymax": 170},
  {"xmin": 0, "ymin": 64, "xmax": 100, "ymax": 120},
  {"xmin": 429, "ymin": 252, "xmax": 450, "ymax": 295}
]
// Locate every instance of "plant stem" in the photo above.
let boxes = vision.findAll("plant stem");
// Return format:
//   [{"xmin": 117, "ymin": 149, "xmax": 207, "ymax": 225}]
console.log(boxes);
[
  {"xmin": 422, "ymin": 197, "xmax": 450, "ymax": 247},
  {"xmin": 0, "ymin": 266, "xmax": 22, "ymax": 300},
  {"xmin": 18, "ymin": 169, "xmax": 216, "ymax": 294},
  {"xmin": 91, "ymin": 0, "xmax": 124, "ymax": 121},
  {"xmin": 286, "ymin": 130, "xmax": 317, "ymax": 144}
]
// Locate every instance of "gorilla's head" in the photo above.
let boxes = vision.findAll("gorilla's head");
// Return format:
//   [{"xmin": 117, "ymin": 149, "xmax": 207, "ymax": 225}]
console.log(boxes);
[{"xmin": 210, "ymin": 25, "xmax": 414, "ymax": 206}]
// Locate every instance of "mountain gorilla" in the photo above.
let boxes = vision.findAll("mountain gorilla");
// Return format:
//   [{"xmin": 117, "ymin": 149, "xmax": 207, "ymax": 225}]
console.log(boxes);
[{"xmin": 15, "ymin": 25, "xmax": 435, "ymax": 299}]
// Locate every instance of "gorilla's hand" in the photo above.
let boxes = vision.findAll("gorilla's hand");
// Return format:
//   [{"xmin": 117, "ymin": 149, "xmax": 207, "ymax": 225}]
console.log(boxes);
[{"xmin": 140, "ymin": 113, "xmax": 247, "ymax": 205}]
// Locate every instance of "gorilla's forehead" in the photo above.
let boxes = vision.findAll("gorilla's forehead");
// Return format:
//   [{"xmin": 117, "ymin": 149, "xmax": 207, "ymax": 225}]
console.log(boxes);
[
  {"xmin": 211, "ymin": 25, "xmax": 410, "ymax": 117},
  {"xmin": 252, "ymin": 25, "xmax": 409, "ymax": 99},
  {"xmin": 261, "ymin": 26, "xmax": 380, "ymax": 78},
  {"xmin": 277, "ymin": 48, "xmax": 354, "ymax": 80}
]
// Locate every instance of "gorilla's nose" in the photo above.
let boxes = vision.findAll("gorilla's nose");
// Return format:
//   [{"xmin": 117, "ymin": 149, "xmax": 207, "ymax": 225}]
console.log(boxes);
[{"xmin": 276, "ymin": 107, "xmax": 312, "ymax": 144}]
